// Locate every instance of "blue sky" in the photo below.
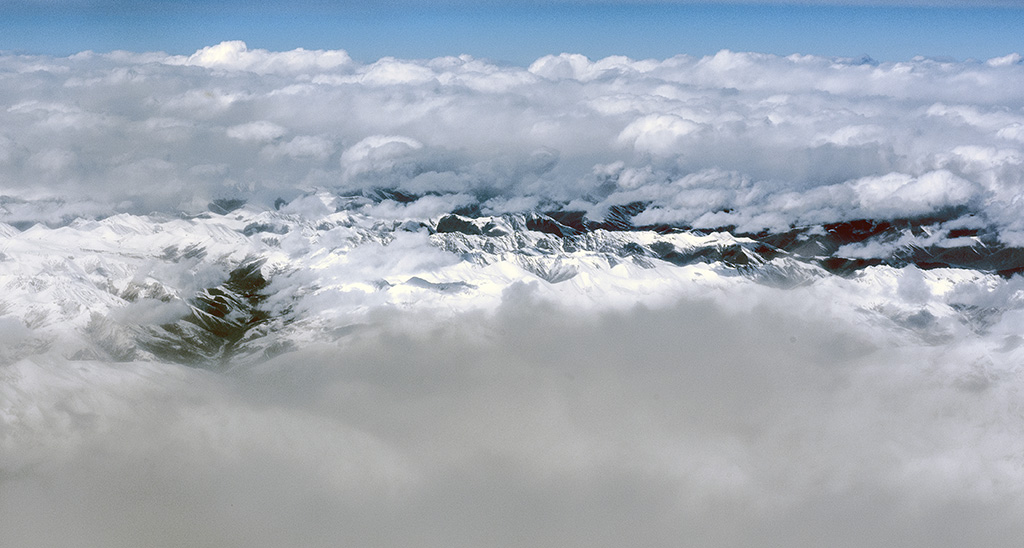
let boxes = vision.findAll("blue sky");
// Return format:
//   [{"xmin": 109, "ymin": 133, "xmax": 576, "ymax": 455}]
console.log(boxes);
[{"xmin": 1, "ymin": 1, "xmax": 1022, "ymax": 64}]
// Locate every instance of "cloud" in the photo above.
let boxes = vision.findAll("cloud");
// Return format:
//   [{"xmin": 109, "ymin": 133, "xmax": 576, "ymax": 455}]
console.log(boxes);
[
  {"xmin": 3, "ymin": 36, "xmax": 1024, "ymax": 541},
  {"xmin": 0, "ymin": 42, "xmax": 1023, "ymax": 239},
  {"xmin": 3, "ymin": 288, "xmax": 1024, "ymax": 547},
  {"xmin": 851, "ymin": 170, "xmax": 981, "ymax": 217},
  {"xmin": 226, "ymin": 120, "xmax": 288, "ymax": 142},
  {"xmin": 617, "ymin": 114, "xmax": 704, "ymax": 155},
  {"xmin": 167, "ymin": 40, "xmax": 352, "ymax": 74},
  {"xmin": 358, "ymin": 57, "xmax": 438, "ymax": 86},
  {"xmin": 340, "ymin": 134, "xmax": 425, "ymax": 181},
  {"xmin": 362, "ymin": 193, "xmax": 477, "ymax": 219}
]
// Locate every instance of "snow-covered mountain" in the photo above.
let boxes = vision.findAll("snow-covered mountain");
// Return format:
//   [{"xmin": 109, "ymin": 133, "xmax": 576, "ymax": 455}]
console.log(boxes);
[{"xmin": 2, "ymin": 190, "xmax": 1021, "ymax": 370}]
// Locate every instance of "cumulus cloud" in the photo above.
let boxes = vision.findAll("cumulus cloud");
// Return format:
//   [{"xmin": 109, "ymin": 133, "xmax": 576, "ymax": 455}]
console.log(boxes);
[
  {"xmin": 617, "ymin": 114, "xmax": 704, "ymax": 155},
  {"xmin": 167, "ymin": 40, "xmax": 352, "ymax": 74},
  {"xmin": 1, "ymin": 41, "xmax": 1023, "ymax": 236},
  {"xmin": 340, "ymin": 134, "xmax": 425, "ymax": 182},
  {"xmin": 851, "ymin": 170, "xmax": 981, "ymax": 217}
]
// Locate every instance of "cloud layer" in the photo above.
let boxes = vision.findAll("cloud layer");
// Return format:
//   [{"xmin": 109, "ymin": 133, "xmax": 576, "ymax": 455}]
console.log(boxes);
[
  {"xmin": 3, "ymin": 43, "xmax": 1024, "ymax": 546},
  {"xmin": 3, "ymin": 288, "xmax": 1024, "ymax": 547},
  {"xmin": 1, "ymin": 42, "xmax": 1024, "ymax": 240}
]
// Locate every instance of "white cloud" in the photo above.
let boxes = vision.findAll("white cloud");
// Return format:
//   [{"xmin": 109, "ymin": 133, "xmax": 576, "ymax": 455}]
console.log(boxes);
[
  {"xmin": 987, "ymin": 53, "xmax": 1023, "ymax": 67},
  {"xmin": 0, "ymin": 43, "xmax": 1023, "ymax": 238},
  {"xmin": 2, "ymin": 42, "xmax": 1024, "ymax": 536},
  {"xmin": 528, "ymin": 52, "xmax": 594, "ymax": 80},
  {"xmin": 617, "ymin": 114, "xmax": 703, "ymax": 155},
  {"xmin": 226, "ymin": 120, "xmax": 287, "ymax": 142},
  {"xmin": 852, "ymin": 170, "xmax": 980, "ymax": 217},
  {"xmin": 359, "ymin": 57, "xmax": 438, "ymax": 86},
  {"xmin": 7, "ymin": 38, "xmax": 1024, "ymax": 548},
  {"xmin": 4, "ymin": 288, "xmax": 1024, "ymax": 547},
  {"xmin": 340, "ymin": 134, "xmax": 425, "ymax": 182},
  {"xmin": 363, "ymin": 193, "xmax": 477, "ymax": 220},
  {"xmin": 168, "ymin": 40, "xmax": 352, "ymax": 74}
]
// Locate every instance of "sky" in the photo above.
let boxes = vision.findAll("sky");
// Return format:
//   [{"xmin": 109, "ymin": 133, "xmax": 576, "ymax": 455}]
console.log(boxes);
[{"xmin": 1, "ymin": 1, "xmax": 1022, "ymax": 64}]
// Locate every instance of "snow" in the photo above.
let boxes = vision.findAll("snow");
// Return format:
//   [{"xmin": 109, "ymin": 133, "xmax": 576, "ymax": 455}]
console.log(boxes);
[{"xmin": 0, "ymin": 198, "xmax": 1020, "ymax": 367}]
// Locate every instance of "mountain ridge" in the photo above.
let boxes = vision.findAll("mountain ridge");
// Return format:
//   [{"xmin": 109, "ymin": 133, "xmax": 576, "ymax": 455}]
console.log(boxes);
[{"xmin": 1, "ymin": 192, "xmax": 1020, "ymax": 368}]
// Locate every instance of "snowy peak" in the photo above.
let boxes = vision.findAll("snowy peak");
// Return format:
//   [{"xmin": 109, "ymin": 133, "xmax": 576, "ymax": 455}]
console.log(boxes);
[{"xmin": 1, "ymin": 197, "xmax": 1023, "ymax": 368}]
